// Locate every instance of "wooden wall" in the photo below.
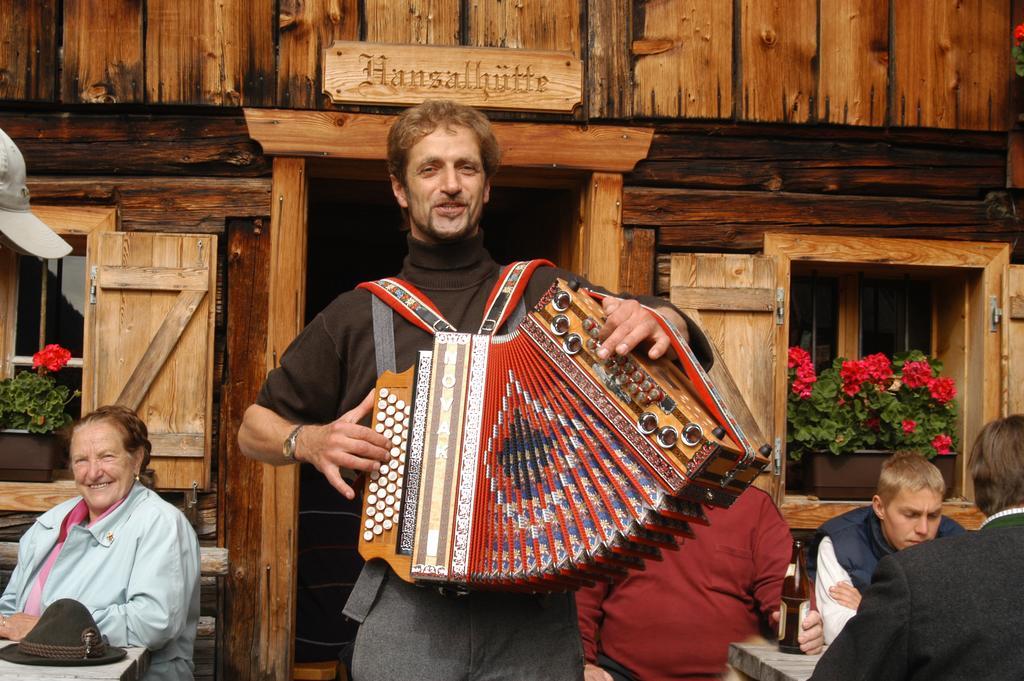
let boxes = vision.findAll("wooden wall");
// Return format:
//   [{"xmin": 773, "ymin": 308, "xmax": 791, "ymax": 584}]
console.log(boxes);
[
  {"xmin": 625, "ymin": 122, "xmax": 1020, "ymax": 264},
  {"xmin": 1, "ymin": 2, "xmax": 1021, "ymax": 680},
  {"xmin": 0, "ymin": 112, "xmax": 271, "ymax": 681},
  {"xmin": 1, "ymin": 1, "xmax": 1015, "ymax": 130}
]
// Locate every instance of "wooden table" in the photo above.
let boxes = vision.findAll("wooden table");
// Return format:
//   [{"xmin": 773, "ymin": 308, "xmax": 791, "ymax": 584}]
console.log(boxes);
[
  {"xmin": 728, "ymin": 642, "xmax": 824, "ymax": 681},
  {"xmin": 0, "ymin": 647, "xmax": 148, "ymax": 680}
]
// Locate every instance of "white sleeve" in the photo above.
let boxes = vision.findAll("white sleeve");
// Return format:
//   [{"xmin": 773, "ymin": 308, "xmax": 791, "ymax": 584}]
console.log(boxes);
[{"xmin": 815, "ymin": 537, "xmax": 858, "ymax": 645}]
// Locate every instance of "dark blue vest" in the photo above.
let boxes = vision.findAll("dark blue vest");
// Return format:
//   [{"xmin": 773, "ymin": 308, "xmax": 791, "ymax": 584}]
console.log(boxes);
[{"xmin": 808, "ymin": 506, "xmax": 965, "ymax": 591}]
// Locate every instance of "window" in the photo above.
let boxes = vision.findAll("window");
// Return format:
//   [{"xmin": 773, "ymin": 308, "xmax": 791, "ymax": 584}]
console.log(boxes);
[
  {"xmin": 0, "ymin": 206, "xmax": 114, "ymax": 400},
  {"xmin": 789, "ymin": 271, "xmax": 933, "ymax": 367},
  {"xmin": 765, "ymin": 233, "xmax": 1011, "ymax": 502},
  {"xmin": 859, "ymin": 276, "xmax": 931, "ymax": 357},
  {"xmin": 11, "ymin": 247, "xmax": 87, "ymax": 418},
  {"xmin": 789, "ymin": 274, "xmax": 838, "ymax": 371}
]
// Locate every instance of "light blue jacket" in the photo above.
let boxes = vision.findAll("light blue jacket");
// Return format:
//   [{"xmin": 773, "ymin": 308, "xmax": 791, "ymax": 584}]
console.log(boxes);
[{"xmin": 0, "ymin": 482, "xmax": 200, "ymax": 681}]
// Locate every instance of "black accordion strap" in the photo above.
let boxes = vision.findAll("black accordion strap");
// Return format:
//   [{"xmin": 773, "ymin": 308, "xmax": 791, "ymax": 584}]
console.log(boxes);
[{"xmin": 371, "ymin": 295, "xmax": 397, "ymax": 376}]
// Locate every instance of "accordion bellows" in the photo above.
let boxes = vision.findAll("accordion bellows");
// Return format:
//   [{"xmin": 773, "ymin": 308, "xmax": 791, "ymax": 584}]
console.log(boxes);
[{"xmin": 360, "ymin": 279, "xmax": 769, "ymax": 590}]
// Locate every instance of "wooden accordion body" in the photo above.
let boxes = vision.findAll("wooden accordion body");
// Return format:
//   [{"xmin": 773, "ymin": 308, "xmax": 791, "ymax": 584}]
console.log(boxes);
[{"xmin": 359, "ymin": 279, "xmax": 769, "ymax": 591}]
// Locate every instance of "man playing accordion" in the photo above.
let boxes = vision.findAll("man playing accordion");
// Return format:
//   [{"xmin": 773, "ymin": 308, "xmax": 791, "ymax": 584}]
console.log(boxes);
[{"xmin": 239, "ymin": 99, "xmax": 713, "ymax": 681}]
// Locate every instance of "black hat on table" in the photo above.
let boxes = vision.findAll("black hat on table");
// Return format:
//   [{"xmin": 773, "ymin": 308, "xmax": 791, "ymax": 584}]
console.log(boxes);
[{"xmin": 0, "ymin": 598, "xmax": 127, "ymax": 666}]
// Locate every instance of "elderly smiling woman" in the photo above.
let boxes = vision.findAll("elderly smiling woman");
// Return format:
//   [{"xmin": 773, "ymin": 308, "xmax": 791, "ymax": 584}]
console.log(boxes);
[{"xmin": 0, "ymin": 405, "xmax": 200, "ymax": 680}]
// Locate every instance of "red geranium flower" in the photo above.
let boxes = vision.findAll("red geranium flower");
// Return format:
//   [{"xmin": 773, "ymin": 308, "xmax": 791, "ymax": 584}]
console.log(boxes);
[
  {"xmin": 1015, "ymin": 22, "xmax": 1024, "ymax": 42},
  {"xmin": 901, "ymin": 360, "xmax": 933, "ymax": 389},
  {"xmin": 927, "ymin": 377, "xmax": 957, "ymax": 405},
  {"xmin": 902, "ymin": 419, "xmax": 917, "ymax": 434},
  {"xmin": 861, "ymin": 353, "xmax": 893, "ymax": 385},
  {"xmin": 840, "ymin": 359, "xmax": 868, "ymax": 396},
  {"xmin": 931, "ymin": 433, "xmax": 953, "ymax": 455},
  {"xmin": 788, "ymin": 346, "xmax": 811, "ymax": 369},
  {"xmin": 31, "ymin": 344, "xmax": 72, "ymax": 373}
]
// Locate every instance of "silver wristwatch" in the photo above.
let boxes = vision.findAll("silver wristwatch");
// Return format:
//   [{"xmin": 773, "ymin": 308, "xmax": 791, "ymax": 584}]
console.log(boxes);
[{"xmin": 283, "ymin": 425, "xmax": 304, "ymax": 462}]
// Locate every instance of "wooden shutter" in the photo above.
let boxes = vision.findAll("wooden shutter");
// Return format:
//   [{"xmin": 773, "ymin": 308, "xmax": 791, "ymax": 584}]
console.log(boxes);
[
  {"xmin": 669, "ymin": 254, "xmax": 785, "ymax": 500},
  {"xmin": 84, "ymin": 232, "xmax": 216, "ymax": 490},
  {"xmin": 1009, "ymin": 265, "xmax": 1024, "ymax": 415}
]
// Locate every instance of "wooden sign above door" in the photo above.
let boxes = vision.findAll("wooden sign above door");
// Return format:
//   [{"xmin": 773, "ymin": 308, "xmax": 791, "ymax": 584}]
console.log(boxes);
[{"xmin": 323, "ymin": 41, "xmax": 583, "ymax": 113}]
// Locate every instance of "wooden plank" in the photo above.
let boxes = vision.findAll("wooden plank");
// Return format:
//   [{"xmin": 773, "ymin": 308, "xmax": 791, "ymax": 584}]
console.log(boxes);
[
  {"xmin": 223, "ymin": 0, "xmax": 277, "ymax": 106},
  {"xmin": 149, "ymin": 432, "xmax": 205, "ymax": 458},
  {"xmin": 144, "ymin": 0, "xmax": 275, "ymax": 106},
  {"xmin": 323, "ymin": 42, "xmax": 583, "ymax": 113},
  {"xmin": 892, "ymin": 2, "xmax": 1009, "ymax": 131},
  {"xmin": 781, "ymin": 496, "xmax": 986, "ymax": 530},
  {"xmin": 0, "ymin": 0, "xmax": 58, "ymax": 101},
  {"xmin": 758, "ymin": 234, "xmax": 1010, "ymax": 270},
  {"xmin": 579, "ymin": 172, "xmax": 624, "ymax": 291},
  {"xmin": 0, "ymin": 542, "xmax": 228, "ymax": 575},
  {"xmin": 27, "ymin": 177, "xmax": 272, "ymax": 234},
  {"xmin": 0, "ymin": 113, "xmax": 268, "ymax": 177},
  {"xmin": 363, "ymin": 0, "xmax": 460, "ymax": 45},
  {"xmin": 98, "ymin": 267, "xmax": 210, "ymax": 291},
  {"xmin": 835, "ymin": 272, "xmax": 859, "ymax": 362},
  {"xmin": 1011, "ymin": 294, "xmax": 1024, "ymax": 320},
  {"xmin": 817, "ymin": 0, "xmax": 888, "ymax": 126},
  {"xmin": 740, "ymin": 0, "xmax": 817, "ymax": 123},
  {"xmin": 466, "ymin": 0, "xmax": 579, "ymax": 54},
  {"xmin": 294, "ymin": 661, "xmax": 341, "ymax": 681},
  {"xmin": 971, "ymin": 251, "xmax": 1010, "ymax": 498},
  {"xmin": 627, "ymin": 188, "xmax": 1022, "ymax": 257},
  {"xmin": 587, "ymin": 0, "xmax": 632, "ymax": 118},
  {"xmin": 144, "ymin": 0, "xmax": 206, "ymax": 104},
  {"xmin": 0, "ymin": 480, "xmax": 79, "ymax": 512},
  {"xmin": 632, "ymin": 0, "xmax": 733, "ymax": 119},
  {"xmin": 669, "ymin": 286, "xmax": 774, "ymax": 311},
  {"xmin": 61, "ymin": 0, "xmax": 144, "ymax": 103},
  {"xmin": 619, "ymin": 227, "xmax": 655, "ymax": 296},
  {"xmin": 244, "ymin": 109, "xmax": 654, "ymax": 173},
  {"xmin": 729, "ymin": 642, "xmax": 823, "ymax": 681},
  {"xmin": 115, "ymin": 290, "xmax": 207, "ymax": 411},
  {"xmin": 1009, "ymin": 267, "xmax": 1024, "ymax": 415},
  {"xmin": 278, "ymin": 0, "xmax": 358, "ymax": 109},
  {"xmin": 932, "ymin": 273, "xmax": 968, "ymax": 492},
  {"xmin": 632, "ymin": 129, "xmax": 1006, "ymax": 200},
  {"xmin": 259, "ymin": 158, "xmax": 308, "ymax": 680},
  {"xmin": 218, "ymin": 218, "xmax": 272, "ymax": 681}
]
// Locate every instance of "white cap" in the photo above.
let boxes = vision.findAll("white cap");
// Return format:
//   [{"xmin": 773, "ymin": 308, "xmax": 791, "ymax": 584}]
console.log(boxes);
[{"xmin": 0, "ymin": 128, "xmax": 72, "ymax": 259}]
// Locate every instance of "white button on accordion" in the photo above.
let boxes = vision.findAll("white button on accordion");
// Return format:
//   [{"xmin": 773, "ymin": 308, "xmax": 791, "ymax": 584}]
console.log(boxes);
[{"xmin": 359, "ymin": 278, "xmax": 770, "ymax": 591}]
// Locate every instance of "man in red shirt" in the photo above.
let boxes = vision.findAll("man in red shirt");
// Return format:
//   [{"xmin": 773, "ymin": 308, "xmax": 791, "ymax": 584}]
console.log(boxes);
[{"xmin": 577, "ymin": 487, "xmax": 823, "ymax": 680}]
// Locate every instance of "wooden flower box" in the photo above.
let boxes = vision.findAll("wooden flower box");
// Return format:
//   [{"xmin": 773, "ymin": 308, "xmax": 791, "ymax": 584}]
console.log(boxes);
[
  {"xmin": 799, "ymin": 450, "xmax": 957, "ymax": 501},
  {"xmin": 0, "ymin": 430, "xmax": 66, "ymax": 482}
]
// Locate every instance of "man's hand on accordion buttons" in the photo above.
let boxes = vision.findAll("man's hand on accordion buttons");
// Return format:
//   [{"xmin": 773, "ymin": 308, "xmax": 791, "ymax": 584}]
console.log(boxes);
[
  {"xmin": 597, "ymin": 297, "xmax": 689, "ymax": 361},
  {"xmin": 296, "ymin": 389, "xmax": 392, "ymax": 500}
]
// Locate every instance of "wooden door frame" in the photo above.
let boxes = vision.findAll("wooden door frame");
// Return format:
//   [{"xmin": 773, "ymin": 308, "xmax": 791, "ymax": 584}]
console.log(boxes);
[{"xmin": 237, "ymin": 108, "xmax": 653, "ymax": 679}]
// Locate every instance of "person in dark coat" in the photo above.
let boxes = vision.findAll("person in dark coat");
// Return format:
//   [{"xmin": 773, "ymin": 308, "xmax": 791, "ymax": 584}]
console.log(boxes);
[{"xmin": 809, "ymin": 414, "xmax": 1024, "ymax": 681}]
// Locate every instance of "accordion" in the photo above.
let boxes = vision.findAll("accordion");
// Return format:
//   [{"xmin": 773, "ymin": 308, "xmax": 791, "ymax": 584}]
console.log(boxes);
[{"xmin": 359, "ymin": 279, "xmax": 770, "ymax": 590}]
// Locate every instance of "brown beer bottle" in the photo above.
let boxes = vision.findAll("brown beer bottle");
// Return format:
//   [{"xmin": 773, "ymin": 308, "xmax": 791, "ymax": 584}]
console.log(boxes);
[{"xmin": 778, "ymin": 538, "xmax": 811, "ymax": 654}]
